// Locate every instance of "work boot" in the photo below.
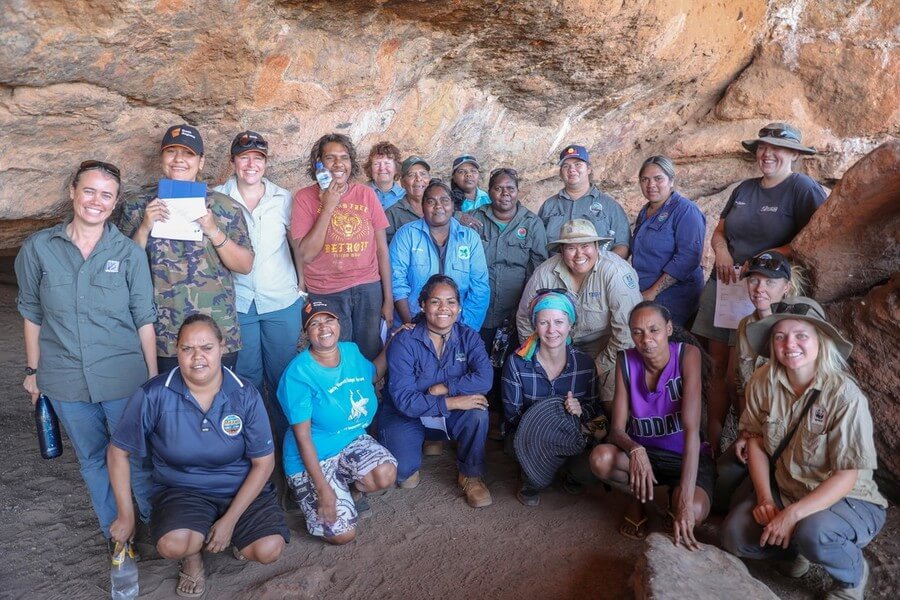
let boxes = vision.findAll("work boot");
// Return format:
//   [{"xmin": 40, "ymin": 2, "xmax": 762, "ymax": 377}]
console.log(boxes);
[
  {"xmin": 516, "ymin": 484, "xmax": 540, "ymax": 507},
  {"xmin": 423, "ymin": 441, "xmax": 445, "ymax": 456},
  {"xmin": 776, "ymin": 554, "xmax": 810, "ymax": 578},
  {"xmin": 458, "ymin": 474, "xmax": 492, "ymax": 508},
  {"xmin": 398, "ymin": 470, "xmax": 421, "ymax": 489},
  {"xmin": 825, "ymin": 559, "xmax": 869, "ymax": 600}
]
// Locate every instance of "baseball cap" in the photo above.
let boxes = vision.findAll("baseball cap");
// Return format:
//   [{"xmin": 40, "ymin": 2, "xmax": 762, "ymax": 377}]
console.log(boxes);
[
  {"xmin": 161, "ymin": 124, "xmax": 204, "ymax": 155},
  {"xmin": 230, "ymin": 130, "xmax": 269, "ymax": 157},
  {"xmin": 558, "ymin": 145, "xmax": 589, "ymax": 165},
  {"xmin": 401, "ymin": 156, "xmax": 431, "ymax": 176},
  {"xmin": 451, "ymin": 154, "xmax": 480, "ymax": 172},
  {"xmin": 742, "ymin": 251, "xmax": 791, "ymax": 281},
  {"xmin": 302, "ymin": 299, "xmax": 340, "ymax": 330}
]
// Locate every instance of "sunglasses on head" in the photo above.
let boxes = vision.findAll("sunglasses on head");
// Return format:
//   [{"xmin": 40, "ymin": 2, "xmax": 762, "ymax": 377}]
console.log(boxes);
[
  {"xmin": 771, "ymin": 301, "xmax": 822, "ymax": 318},
  {"xmin": 758, "ymin": 127, "xmax": 800, "ymax": 143},
  {"xmin": 76, "ymin": 160, "xmax": 121, "ymax": 182},
  {"xmin": 749, "ymin": 256, "xmax": 788, "ymax": 273},
  {"xmin": 490, "ymin": 167, "xmax": 519, "ymax": 178},
  {"xmin": 238, "ymin": 133, "xmax": 268, "ymax": 152}
]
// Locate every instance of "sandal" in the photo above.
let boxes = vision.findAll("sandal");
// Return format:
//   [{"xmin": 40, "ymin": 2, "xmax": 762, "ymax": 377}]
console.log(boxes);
[
  {"xmin": 176, "ymin": 565, "xmax": 206, "ymax": 598},
  {"xmin": 618, "ymin": 516, "xmax": 648, "ymax": 540},
  {"xmin": 232, "ymin": 546, "xmax": 246, "ymax": 561}
]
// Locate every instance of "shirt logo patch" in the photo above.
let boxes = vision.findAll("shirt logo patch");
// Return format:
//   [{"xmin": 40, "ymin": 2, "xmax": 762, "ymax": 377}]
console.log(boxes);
[
  {"xmin": 455, "ymin": 351, "xmax": 466, "ymax": 362},
  {"xmin": 809, "ymin": 405, "xmax": 827, "ymax": 434},
  {"xmin": 656, "ymin": 212, "xmax": 669, "ymax": 223},
  {"xmin": 760, "ymin": 206, "xmax": 779, "ymax": 213},
  {"xmin": 221, "ymin": 414, "xmax": 243, "ymax": 436},
  {"xmin": 590, "ymin": 200, "xmax": 604, "ymax": 215},
  {"xmin": 457, "ymin": 245, "xmax": 470, "ymax": 260},
  {"xmin": 104, "ymin": 260, "xmax": 120, "ymax": 273},
  {"xmin": 516, "ymin": 227, "xmax": 527, "ymax": 240},
  {"xmin": 623, "ymin": 273, "xmax": 637, "ymax": 289}
]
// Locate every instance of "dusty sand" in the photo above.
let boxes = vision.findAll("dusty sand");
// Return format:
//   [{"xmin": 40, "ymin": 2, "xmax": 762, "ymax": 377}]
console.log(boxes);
[{"xmin": 0, "ymin": 282, "xmax": 896, "ymax": 599}]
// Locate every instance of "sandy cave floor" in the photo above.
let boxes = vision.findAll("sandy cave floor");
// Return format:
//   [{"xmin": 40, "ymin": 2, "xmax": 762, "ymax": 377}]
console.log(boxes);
[{"xmin": 0, "ymin": 283, "xmax": 897, "ymax": 600}]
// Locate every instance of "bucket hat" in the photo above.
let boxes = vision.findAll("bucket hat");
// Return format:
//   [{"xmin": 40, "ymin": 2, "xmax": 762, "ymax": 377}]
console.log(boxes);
[
  {"xmin": 746, "ymin": 296, "xmax": 853, "ymax": 359},
  {"xmin": 547, "ymin": 218, "xmax": 612, "ymax": 251},
  {"xmin": 741, "ymin": 122, "xmax": 816, "ymax": 155}
]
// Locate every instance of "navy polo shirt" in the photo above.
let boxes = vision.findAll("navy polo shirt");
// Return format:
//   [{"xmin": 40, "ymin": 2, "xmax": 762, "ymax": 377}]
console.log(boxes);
[{"xmin": 112, "ymin": 366, "xmax": 274, "ymax": 497}]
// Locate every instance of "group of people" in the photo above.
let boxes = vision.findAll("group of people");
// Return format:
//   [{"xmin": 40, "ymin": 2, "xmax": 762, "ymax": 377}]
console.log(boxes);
[{"xmin": 15, "ymin": 121, "xmax": 886, "ymax": 599}]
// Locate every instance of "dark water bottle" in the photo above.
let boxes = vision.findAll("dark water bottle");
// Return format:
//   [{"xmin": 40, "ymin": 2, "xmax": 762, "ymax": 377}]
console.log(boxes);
[{"xmin": 35, "ymin": 394, "xmax": 62, "ymax": 459}]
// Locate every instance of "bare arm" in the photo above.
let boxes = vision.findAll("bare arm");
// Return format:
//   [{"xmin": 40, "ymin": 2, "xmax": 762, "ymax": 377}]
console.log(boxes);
[
  {"xmin": 23, "ymin": 319, "xmax": 41, "ymax": 404},
  {"xmin": 711, "ymin": 219, "xmax": 737, "ymax": 284},
  {"xmin": 612, "ymin": 245, "xmax": 629, "ymax": 260},
  {"xmin": 375, "ymin": 229, "xmax": 394, "ymax": 323},
  {"xmin": 394, "ymin": 298, "xmax": 413, "ymax": 325},
  {"xmin": 606, "ymin": 355, "xmax": 641, "ymax": 454},
  {"xmin": 642, "ymin": 272, "xmax": 677, "ymax": 301},
  {"xmin": 132, "ymin": 198, "xmax": 169, "ymax": 250},
  {"xmin": 293, "ymin": 420, "xmax": 339, "ymax": 525},
  {"xmin": 138, "ymin": 323, "xmax": 158, "ymax": 379},
  {"xmin": 673, "ymin": 346, "xmax": 702, "ymax": 549},
  {"xmin": 107, "ymin": 445, "xmax": 135, "ymax": 544},
  {"xmin": 196, "ymin": 213, "xmax": 255, "ymax": 274}
]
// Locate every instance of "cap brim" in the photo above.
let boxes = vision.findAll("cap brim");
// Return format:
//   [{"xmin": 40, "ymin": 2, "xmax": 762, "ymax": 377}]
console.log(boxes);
[
  {"xmin": 453, "ymin": 160, "xmax": 480, "ymax": 172},
  {"xmin": 232, "ymin": 147, "xmax": 268, "ymax": 157},
  {"xmin": 746, "ymin": 314, "xmax": 853, "ymax": 359},
  {"xmin": 741, "ymin": 137, "xmax": 816, "ymax": 155},
  {"xmin": 161, "ymin": 143, "xmax": 200, "ymax": 155},
  {"xmin": 303, "ymin": 310, "xmax": 339, "ymax": 329},
  {"xmin": 402, "ymin": 160, "xmax": 430, "ymax": 175},
  {"xmin": 547, "ymin": 235, "xmax": 612, "ymax": 251},
  {"xmin": 741, "ymin": 267, "xmax": 789, "ymax": 280}
]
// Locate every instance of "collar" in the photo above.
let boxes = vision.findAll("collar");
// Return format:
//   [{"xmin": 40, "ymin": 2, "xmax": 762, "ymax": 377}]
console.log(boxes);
[
  {"xmin": 411, "ymin": 320, "xmax": 461, "ymax": 353},
  {"xmin": 164, "ymin": 365, "xmax": 244, "ymax": 399},
  {"xmin": 772, "ymin": 367, "xmax": 824, "ymax": 401},
  {"xmin": 559, "ymin": 185, "xmax": 600, "ymax": 202},
  {"xmin": 49, "ymin": 219, "xmax": 115, "ymax": 249}
]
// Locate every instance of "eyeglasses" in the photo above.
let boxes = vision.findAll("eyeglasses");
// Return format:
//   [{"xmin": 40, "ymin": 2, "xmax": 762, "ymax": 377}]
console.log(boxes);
[
  {"xmin": 758, "ymin": 127, "xmax": 800, "ymax": 143},
  {"xmin": 76, "ymin": 160, "xmax": 121, "ymax": 182},
  {"xmin": 771, "ymin": 301, "xmax": 822, "ymax": 318},
  {"xmin": 237, "ymin": 133, "xmax": 268, "ymax": 153}
]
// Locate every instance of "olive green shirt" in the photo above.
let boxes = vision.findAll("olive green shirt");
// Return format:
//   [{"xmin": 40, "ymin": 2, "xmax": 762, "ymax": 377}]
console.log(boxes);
[
  {"xmin": 734, "ymin": 312, "xmax": 766, "ymax": 399},
  {"xmin": 15, "ymin": 221, "xmax": 156, "ymax": 403},
  {"xmin": 741, "ymin": 366, "xmax": 887, "ymax": 508}
]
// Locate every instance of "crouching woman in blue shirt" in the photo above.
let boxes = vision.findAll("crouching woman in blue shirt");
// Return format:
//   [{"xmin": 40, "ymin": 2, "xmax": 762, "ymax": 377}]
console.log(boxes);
[
  {"xmin": 108, "ymin": 315, "xmax": 288, "ymax": 598},
  {"xmin": 378, "ymin": 274, "xmax": 494, "ymax": 508}
]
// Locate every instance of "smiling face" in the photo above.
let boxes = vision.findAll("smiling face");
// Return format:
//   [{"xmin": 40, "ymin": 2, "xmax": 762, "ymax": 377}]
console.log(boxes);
[
  {"xmin": 177, "ymin": 322, "xmax": 224, "ymax": 388},
  {"xmin": 488, "ymin": 174, "xmax": 518, "ymax": 215},
  {"xmin": 370, "ymin": 154, "xmax": 398, "ymax": 189},
  {"xmin": 421, "ymin": 283, "xmax": 460, "ymax": 333},
  {"xmin": 161, "ymin": 146, "xmax": 204, "ymax": 181},
  {"xmin": 639, "ymin": 163, "xmax": 674, "ymax": 205},
  {"xmin": 452, "ymin": 163, "xmax": 480, "ymax": 195},
  {"xmin": 747, "ymin": 275, "xmax": 791, "ymax": 313},
  {"xmin": 559, "ymin": 157, "xmax": 591, "ymax": 189},
  {"xmin": 561, "ymin": 242, "xmax": 598, "ymax": 276},
  {"xmin": 321, "ymin": 142, "xmax": 352, "ymax": 186},
  {"xmin": 233, "ymin": 151, "xmax": 267, "ymax": 186},
  {"xmin": 771, "ymin": 318, "xmax": 820, "ymax": 378},
  {"xmin": 629, "ymin": 307, "xmax": 673, "ymax": 360},
  {"xmin": 535, "ymin": 308, "xmax": 572, "ymax": 351},
  {"xmin": 422, "ymin": 186, "xmax": 453, "ymax": 228},
  {"xmin": 756, "ymin": 142, "xmax": 798, "ymax": 180},
  {"xmin": 306, "ymin": 313, "xmax": 341, "ymax": 353},
  {"xmin": 70, "ymin": 169, "xmax": 119, "ymax": 226},
  {"xmin": 401, "ymin": 164, "xmax": 430, "ymax": 201}
]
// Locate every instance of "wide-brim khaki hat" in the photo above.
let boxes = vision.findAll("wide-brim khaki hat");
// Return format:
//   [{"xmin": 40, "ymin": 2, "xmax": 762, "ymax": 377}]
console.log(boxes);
[
  {"xmin": 746, "ymin": 296, "xmax": 853, "ymax": 359},
  {"xmin": 547, "ymin": 218, "xmax": 613, "ymax": 252},
  {"xmin": 741, "ymin": 122, "xmax": 816, "ymax": 155}
]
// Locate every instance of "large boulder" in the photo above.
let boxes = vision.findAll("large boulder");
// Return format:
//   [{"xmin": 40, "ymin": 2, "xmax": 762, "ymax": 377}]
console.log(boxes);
[{"xmin": 632, "ymin": 533, "xmax": 778, "ymax": 600}]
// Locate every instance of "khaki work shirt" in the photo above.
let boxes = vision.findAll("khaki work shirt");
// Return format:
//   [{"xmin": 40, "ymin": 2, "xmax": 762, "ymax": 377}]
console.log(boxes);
[
  {"xmin": 741, "ymin": 366, "xmax": 887, "ymax": 508},
  {"xmin": 734, "ymin": 312, "xmax": 767, "ymax": 399}
]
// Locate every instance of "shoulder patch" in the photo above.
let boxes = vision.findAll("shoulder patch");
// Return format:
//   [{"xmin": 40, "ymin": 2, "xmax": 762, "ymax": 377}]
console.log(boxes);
[{"xmin": 623, "ymin": 273, "xmax": 637, "ymax": 289}]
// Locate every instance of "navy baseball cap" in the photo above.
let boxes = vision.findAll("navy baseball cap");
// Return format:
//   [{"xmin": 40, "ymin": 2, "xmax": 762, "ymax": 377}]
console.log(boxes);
[
  {"xmin": 558, "ymin": 144, "xmax": 589, "ymax": 165},
  {"xmin": 302, "ymin": 299, "xmax": 340, "ymax": 330},
  {"xmin": 742, "ymin": 251, "xmax": 791, "ymax": 281},
  {"xmin": 230, "ymin": 130, "xmax": 269, "ymax": 157},
  {"xmin": 451, "ymin": 154, "xmax": 481, "ymax": 172},
  {"xmin": 161, "ymin": 124, "xmax": 204, "ymax": 155},
  {"xmin": 401, "ymin": 156, "xmax": 431, "ymax": 176}
]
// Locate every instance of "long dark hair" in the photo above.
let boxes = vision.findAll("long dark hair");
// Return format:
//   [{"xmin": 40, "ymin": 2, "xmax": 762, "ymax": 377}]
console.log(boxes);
[
  {"xmin": 414, "ymin": 274, "xmax": 461, "ymax": 323},
  {"xmin": 306, "ymin": 133, "xmax": 361, "ymax": 180}
]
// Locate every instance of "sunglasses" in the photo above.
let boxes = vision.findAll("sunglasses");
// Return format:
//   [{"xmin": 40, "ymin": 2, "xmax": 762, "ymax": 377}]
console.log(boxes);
[
  {"xmin": 758, "ymin": 127, "xmax": 800, "ymax": 143},
  {"xmin": 76, "ymin": 160, "xmax": 121, "ymax": 182},
  {"xmin": 748, "ymin": 256, "xmax": 789, "ymax": 274},
  {"xmin": 237, "ymin": 133, "xmax": 268, "ymax": 152},
  {"xmin": 490, "ymin": 167, "xmax": 519, "ymax": 178},
  {"xmin": 771, "ymin": 301, "xmax": 822, "ymax": 318}
]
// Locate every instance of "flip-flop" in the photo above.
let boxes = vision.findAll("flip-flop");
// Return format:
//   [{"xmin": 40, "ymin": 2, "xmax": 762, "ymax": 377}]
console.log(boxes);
[
  {"xmin": 619, "ymin": 516, "xmax": 648, "ymax": 540},
  {"xmin": 232, "ymin": 546, "xmax": 247, "ymax": 561},
  {"xmin": 176, "ymin": 565, "xmax": 206, "ymax": 598}
]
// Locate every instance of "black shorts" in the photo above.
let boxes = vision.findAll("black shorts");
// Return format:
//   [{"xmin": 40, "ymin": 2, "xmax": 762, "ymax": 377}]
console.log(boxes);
[
  {"xmin": 644, "ymin": 446, "xmax": 716, "ymax": 502},
  {"xmin": 151, "ymin": 483, "xmax": 290, "ymax": 550}
]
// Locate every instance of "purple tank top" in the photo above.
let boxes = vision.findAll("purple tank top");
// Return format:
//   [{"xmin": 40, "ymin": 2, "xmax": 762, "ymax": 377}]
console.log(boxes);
[{"xmin": 624, "ymin": 342, "xmax": 686, "ymax": 454}]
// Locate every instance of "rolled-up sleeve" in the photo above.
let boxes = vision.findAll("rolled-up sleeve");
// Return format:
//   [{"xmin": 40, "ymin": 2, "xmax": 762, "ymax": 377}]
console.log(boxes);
[
  {"xmin": 126, "ymin": 246, "xmax": 157, "ymax": 328},
  {"xmin": 387, "ymin": 334, "xmax": 449, "ymax": 418},
  {"xmin": 661, "ymin": 203, "xmax": 706, "ymax": 282},
  {"xmin": 14, "ymin": 239, "xmax": 44, "ymax": 325},
  {"xmin": 829, "ymin": 390, "xmax": 879, "ymax": 471}
]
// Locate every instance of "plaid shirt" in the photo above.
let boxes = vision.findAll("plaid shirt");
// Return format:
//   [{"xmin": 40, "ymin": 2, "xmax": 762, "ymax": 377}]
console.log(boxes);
[{"xmin": 501, "ymin": 345, "xmax": 600, "ymax": 431}]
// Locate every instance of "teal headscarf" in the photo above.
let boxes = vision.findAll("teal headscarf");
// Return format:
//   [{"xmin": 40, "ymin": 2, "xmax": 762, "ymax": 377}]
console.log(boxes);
[{"xmin": 515, "ymin": 291, "xmax": 577, "ymax": 361}]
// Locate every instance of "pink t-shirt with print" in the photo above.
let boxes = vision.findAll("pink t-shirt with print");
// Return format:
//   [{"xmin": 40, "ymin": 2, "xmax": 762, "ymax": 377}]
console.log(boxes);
[{"xmin": 291, "ymin": 182, "xmax": 388, "ymax": 294}]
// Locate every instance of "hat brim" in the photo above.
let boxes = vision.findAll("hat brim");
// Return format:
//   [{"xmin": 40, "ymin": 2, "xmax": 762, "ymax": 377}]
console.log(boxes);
[
  {"xmin": 401, "ymin": 160, "xmax": 430, "ymax": 176},
  {"xmin": 303, "ymin": 310, "xmax": 340, "ymax": 330},
  {"xmin": 452, "ymin": 159, "xmax": 480, "ymax": 172},
  {"xmin": 547, "ymin": 235, "xmax": 612, "ymax": 252},
  {"xmin": 745, "ymin": 313, "xmax": 853, "ymax": 360},
  {"xmin": 741, "ymin": 267, "xmax": 789, "ymax": 280},
  {"xmin": 742, "ymin": 137, "xmax": 816, "ymax": 155},
  {"xmin": 161, "ymin": 143, "xmax": 201, "ymax": 155}
]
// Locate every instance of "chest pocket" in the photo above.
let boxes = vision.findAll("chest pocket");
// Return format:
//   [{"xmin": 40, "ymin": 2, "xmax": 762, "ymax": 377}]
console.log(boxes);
[
  {"xmin": 501, "ymin": 237, "xmax": 529, "ymax": 269},
  {"xmin": 448, "ymin": 257, "xmax": 471, "ymax": 287},
  {"xmin": 91, "ymin": 271, "xmax": 130, "ymax": 316},
  {"xmin": 763, "ymin": 416, "xmax": 785, "ymax": 455},
  {"xmin": 40, "ymin": 273, "xmax": 75, "ymax": 316},
  {"xmin": 799, "ymin": 425, "xmax": 828, "ymax": 469}
]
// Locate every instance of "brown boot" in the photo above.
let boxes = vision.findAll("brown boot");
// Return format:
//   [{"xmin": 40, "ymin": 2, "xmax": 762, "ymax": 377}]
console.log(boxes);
[{"xmin": 458, "ymin": 474, "xmax": 493, "ymax": 508}]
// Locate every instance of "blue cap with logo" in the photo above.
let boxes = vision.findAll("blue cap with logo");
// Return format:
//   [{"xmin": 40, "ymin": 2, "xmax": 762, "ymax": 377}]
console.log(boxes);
[{"xmin": 558, "ymin": 144, "xmax": 589, "ymax": 165}]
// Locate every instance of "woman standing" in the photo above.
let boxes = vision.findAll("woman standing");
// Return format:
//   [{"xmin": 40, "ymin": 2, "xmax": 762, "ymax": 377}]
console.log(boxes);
[
  {"xmin": 278, "ymin": 300, "xmax": 397, "ymax": 545},
  {"xmin": 631, "ymin": 156, "xmax": 706, "ymax": 327},
  {"xmin": 364, "ymin": 141, "xmax": 406, "ymax": 210},
  {"xmin": 378, "ymin": 275, "xmax": 494, "ymax": 508},
  {"xmin": 109, "ymin": 315, "xmax": 288, "ymax": 598},
  {"xmin": 16, "ymin": 160, "xmax": 156, "ymax": 551},
  {"xmin": 291, "ymin": 133, "xmax": 392, "ymax": 361},
  {"xmin": 502, "ymin": 291, "xmax": 602, "ymax": 506},
  {"xmin": 722, "ymin": 298, "xmax": 886, "ymax": 599},
  {"xmin": 691, "ymin": 122, "xmax": 827, "ymax": 454}
]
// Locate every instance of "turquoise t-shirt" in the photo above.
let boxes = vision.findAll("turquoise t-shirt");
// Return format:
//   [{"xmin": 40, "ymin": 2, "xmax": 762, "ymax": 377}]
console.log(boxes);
[{"xmin": 277, "ymin": 342, "xmax": 377, "ymax": 476}]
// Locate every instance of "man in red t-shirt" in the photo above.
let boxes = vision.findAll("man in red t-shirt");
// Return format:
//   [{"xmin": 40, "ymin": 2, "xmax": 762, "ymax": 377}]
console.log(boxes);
[{"xmin": 291, "ymin": 134, "xmax": 393, "ymax": 360}]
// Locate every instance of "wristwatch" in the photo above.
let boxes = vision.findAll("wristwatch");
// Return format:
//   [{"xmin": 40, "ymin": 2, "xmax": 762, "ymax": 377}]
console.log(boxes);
[{"xmin": 25, "ymin": 366, "xmax": 37, "ymax": 376}]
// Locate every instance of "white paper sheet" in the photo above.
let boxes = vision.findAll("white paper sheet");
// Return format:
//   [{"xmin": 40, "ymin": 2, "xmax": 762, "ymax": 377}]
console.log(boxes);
[
  {"xmin": 150, "ymin": 196, "xmax": 207, "ymax": 241},
  {"xmin": 713, "ymin": 269, "xmax": 756, "ymax": 330}
]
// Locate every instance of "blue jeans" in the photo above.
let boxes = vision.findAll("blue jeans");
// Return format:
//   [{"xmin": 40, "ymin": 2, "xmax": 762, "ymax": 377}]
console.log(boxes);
[
  {"xmin": 235, "ymin": 299, "xmax": 302, "ymax": 445},
  {"xmin": 377, "ymin": 403, "xmax": 488, "ymax": 482},
  {"xmin": 50, "ymin": 397, "xmax": 154, "ymax": 538},
  {"xmin": 721, "ymin": 479, "xmax": 886, "ymax": 587},
  {"xmin": 309, "ymin": 281, "xmax": 384, "ymax": 361}
]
